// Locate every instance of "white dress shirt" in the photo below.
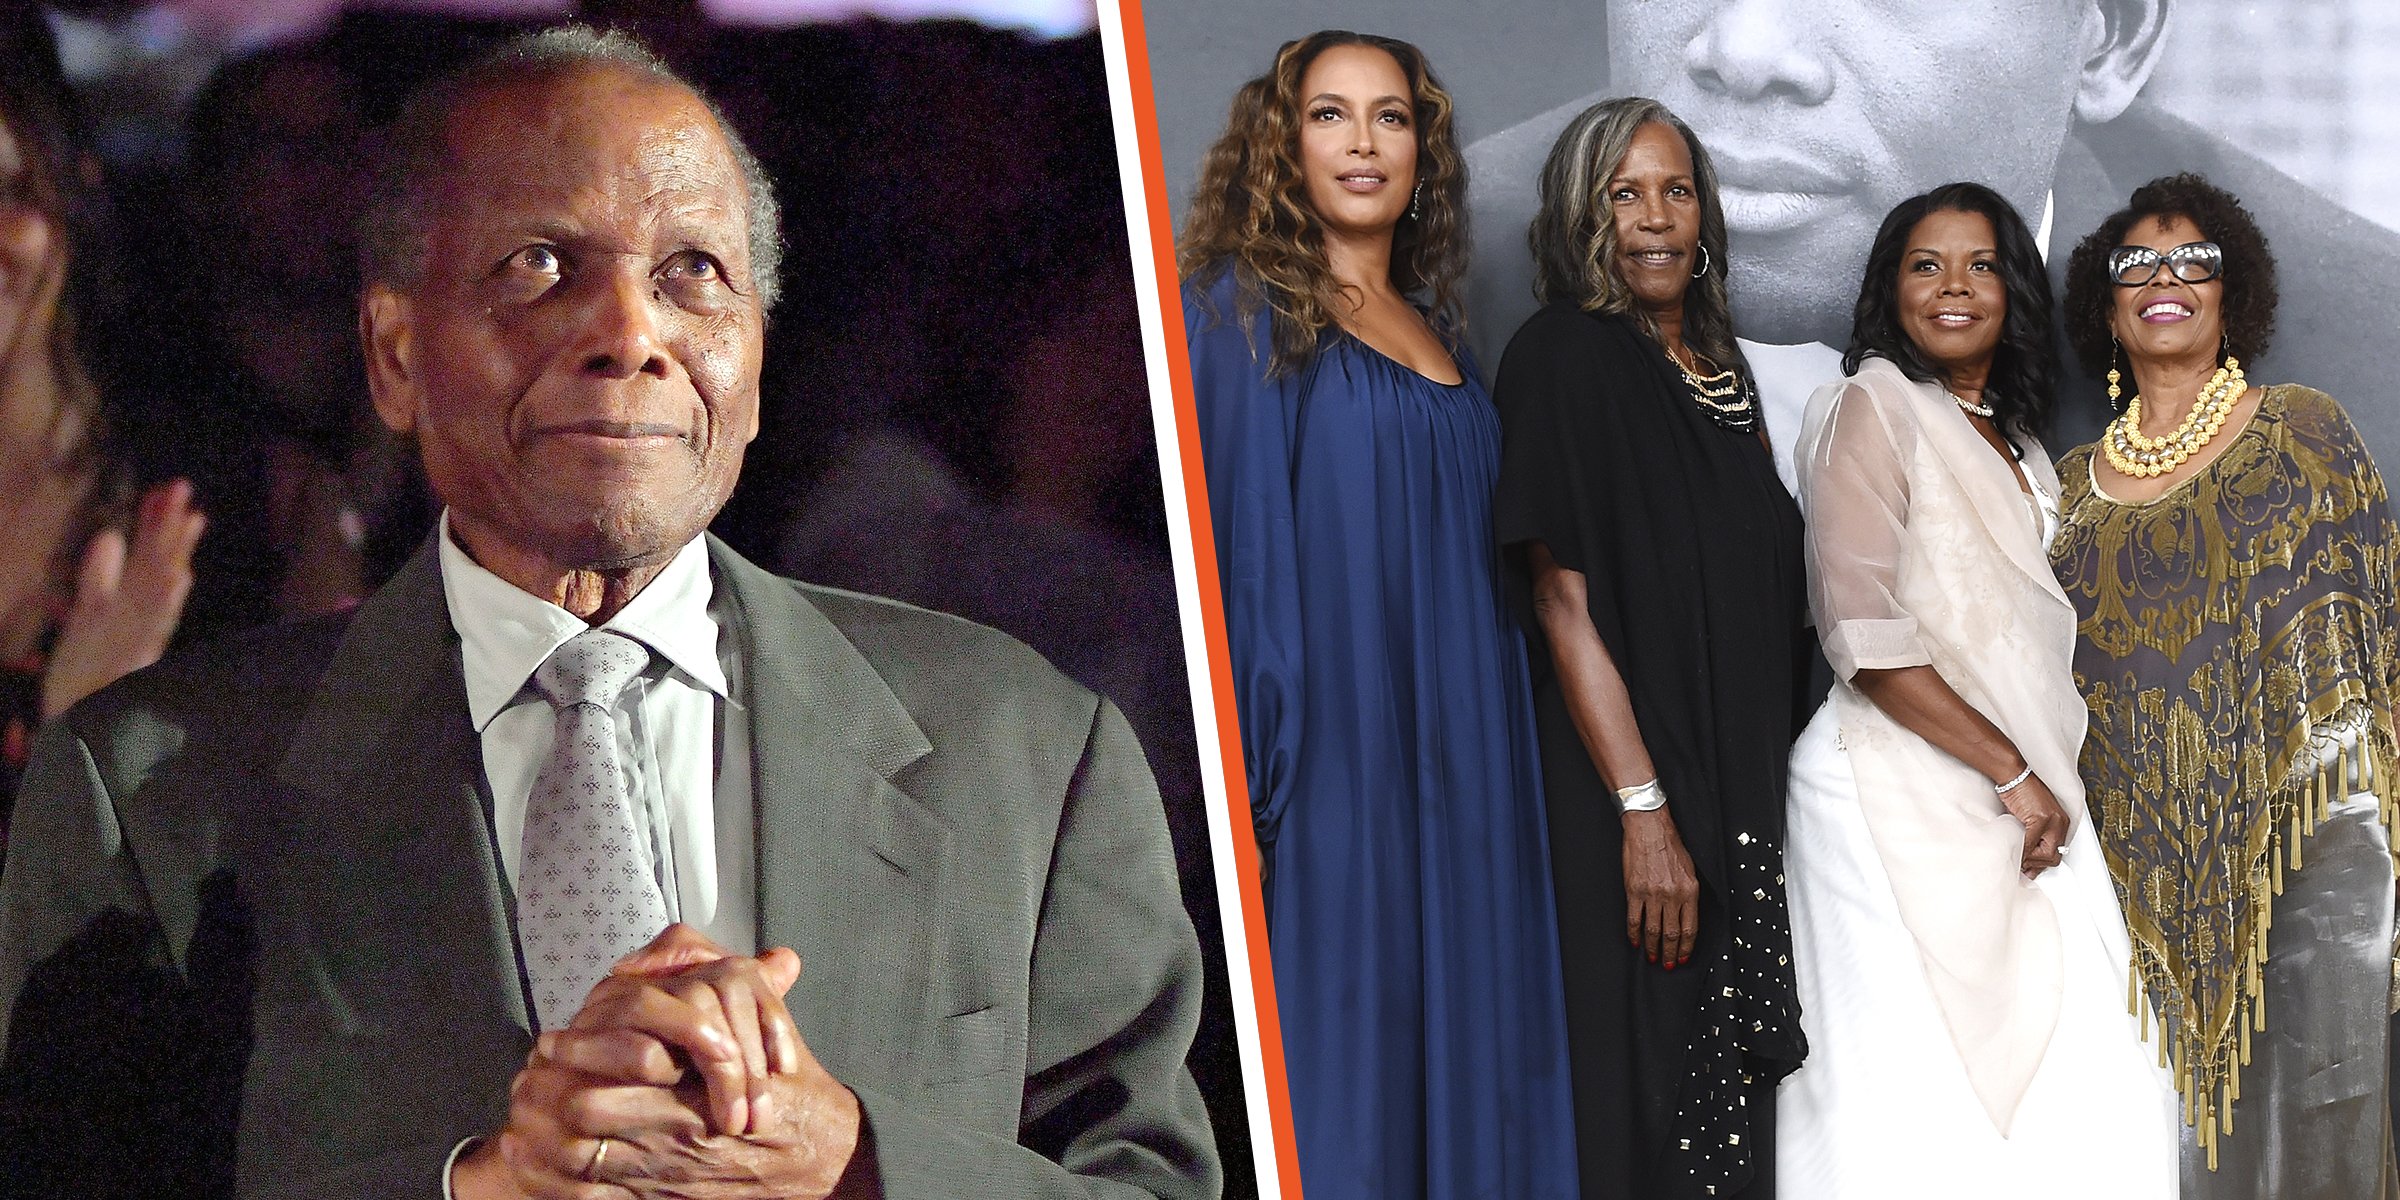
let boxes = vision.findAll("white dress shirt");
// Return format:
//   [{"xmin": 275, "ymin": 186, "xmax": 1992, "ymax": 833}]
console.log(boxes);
[{"xmin": 436, "ymin": 513, "xmax": 757, "ymax": 956}]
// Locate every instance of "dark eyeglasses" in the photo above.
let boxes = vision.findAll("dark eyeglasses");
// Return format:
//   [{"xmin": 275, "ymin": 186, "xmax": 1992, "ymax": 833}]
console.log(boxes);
[{"xmin": 2107, "ymin": 241, "xmax": 2223, "ymax": 287}]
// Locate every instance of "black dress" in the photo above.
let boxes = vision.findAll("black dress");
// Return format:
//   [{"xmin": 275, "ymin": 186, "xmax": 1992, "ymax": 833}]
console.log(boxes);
[{"xmin": 1493, "ymin": 306, "xmax": 1816, "ymax": 1199}]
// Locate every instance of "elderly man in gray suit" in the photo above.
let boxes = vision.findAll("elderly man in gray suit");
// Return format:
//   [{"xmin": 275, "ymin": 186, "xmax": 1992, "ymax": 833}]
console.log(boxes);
[{"xmin": 0, "ymin": 27, "xmax": 1216, "ymax": 1200}]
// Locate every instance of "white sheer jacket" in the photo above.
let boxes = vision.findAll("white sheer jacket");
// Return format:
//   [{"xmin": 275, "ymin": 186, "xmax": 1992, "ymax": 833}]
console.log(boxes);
[{"xmin": 1794, "ymin": 355, "xmax": 2129, "ymax": 1129}]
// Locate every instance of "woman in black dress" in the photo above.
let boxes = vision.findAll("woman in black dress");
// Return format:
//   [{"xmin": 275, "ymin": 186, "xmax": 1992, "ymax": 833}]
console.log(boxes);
[{"xmin": 1492, "ymin": 94, "xmax": 1814, "ymax": 1200}]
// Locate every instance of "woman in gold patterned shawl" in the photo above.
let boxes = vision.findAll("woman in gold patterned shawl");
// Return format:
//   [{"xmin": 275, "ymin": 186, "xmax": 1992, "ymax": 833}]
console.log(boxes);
[{"xmin": 2053, "ymin": 172, "xmax": 2400, "ymax": 1198}]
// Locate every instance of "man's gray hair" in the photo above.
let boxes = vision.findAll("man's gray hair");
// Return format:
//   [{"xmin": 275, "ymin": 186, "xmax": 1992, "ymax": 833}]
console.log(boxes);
[{"xmin": 358, "ymin": 25, "xmax": 784, "ymax": 309}]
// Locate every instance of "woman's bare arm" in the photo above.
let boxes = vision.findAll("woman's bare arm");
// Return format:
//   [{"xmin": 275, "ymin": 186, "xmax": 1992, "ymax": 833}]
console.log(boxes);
[{"xmin": 1527, "ymin": 541, "xmax": 1696, "ymax": 967}]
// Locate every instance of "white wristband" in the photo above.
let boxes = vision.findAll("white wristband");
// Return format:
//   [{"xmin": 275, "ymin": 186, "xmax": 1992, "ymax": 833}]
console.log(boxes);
[{"xmin": 1614, "ymin": 778, "xmax": 1667, "ymax": 813}]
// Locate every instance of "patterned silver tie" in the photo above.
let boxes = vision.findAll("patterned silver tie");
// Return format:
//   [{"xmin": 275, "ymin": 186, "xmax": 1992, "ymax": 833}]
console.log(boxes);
[{"xmin": 518, "ymin": 629, "xmax": 667, "ymax": 1031}]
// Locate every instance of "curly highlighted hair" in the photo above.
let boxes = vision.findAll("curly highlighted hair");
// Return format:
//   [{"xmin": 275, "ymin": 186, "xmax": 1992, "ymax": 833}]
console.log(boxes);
[
  {"xmin": 1176, "ymin": 31, "xmax": 1468, "ymax": 376},
  {"xmin": 2062, "ymin": 172, "xmax": 2279, "ymax": 379}
]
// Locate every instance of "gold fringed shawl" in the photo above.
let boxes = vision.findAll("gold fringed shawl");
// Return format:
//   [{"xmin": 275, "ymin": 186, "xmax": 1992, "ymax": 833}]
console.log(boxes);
[{"xmin": 2053, "ymin": 385, "xmax": 2400, "ymax": 1168}]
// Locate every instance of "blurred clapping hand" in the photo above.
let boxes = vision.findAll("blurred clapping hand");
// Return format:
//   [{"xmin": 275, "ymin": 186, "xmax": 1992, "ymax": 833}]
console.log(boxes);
[{"xmin": 39, "ymin": 480, "xmax": 205, "ymax": 720}]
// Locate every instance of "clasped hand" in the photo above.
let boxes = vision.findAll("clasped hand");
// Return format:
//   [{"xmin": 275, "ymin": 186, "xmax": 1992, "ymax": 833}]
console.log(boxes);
[
  {"xmin": 455, "ymin": 924, "xmax": 865, "ymax": 1200},
  {"xmin": 2001, "ymin": 773, "xmax": 2070, "ymax": 876}
]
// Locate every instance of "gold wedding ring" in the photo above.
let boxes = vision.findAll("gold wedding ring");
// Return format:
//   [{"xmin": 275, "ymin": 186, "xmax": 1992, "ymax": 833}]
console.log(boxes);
[{"xmin": 583, "ymin": 1137, "xmax": 612, "ymax": 1182}]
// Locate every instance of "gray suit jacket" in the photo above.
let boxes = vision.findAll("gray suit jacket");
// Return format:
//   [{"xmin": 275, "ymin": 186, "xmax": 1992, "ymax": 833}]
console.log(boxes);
[{"xmin": 0, "ymin": 536, "xmax": 1218, "ymax": 1198}]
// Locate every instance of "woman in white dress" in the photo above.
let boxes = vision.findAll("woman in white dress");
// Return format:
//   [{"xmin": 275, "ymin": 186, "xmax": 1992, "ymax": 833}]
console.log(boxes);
[{"xmin": 1776, "ymin": 182, "xmax": 2177, "ymax": 1198}]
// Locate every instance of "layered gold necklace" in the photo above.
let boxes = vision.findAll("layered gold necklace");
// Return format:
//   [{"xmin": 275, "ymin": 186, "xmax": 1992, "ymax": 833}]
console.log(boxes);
[
  {"xmin": 2100, "ymin": 356, "xmax": 2247, "ymax": 479},
  {"xmin": 1669, "ymin": 347, "xmax": 1758, "ymax": 433}
]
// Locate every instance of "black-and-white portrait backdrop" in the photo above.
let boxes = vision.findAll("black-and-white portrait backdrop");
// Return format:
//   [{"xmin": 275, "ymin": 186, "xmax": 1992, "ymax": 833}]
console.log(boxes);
[{"xmin": 1147, "ymin": 0, "xmax": 2400, "ymax": 473}]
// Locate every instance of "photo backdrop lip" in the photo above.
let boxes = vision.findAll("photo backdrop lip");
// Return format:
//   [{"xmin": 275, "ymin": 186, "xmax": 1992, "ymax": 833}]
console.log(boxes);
[{"xmin": 1095, "ymin": 0, "xmax": 1300, "ymax": 1194}]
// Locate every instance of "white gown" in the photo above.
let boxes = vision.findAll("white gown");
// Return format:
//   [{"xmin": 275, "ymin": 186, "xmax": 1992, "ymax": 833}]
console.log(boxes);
[
  {"xmin": 1774, "ymin": 359, "xmax": 2177, "ymax": 1198},
  {"xmin": 1779, "ymin": 706, "xmax": 2178, "ymax": 1198}
]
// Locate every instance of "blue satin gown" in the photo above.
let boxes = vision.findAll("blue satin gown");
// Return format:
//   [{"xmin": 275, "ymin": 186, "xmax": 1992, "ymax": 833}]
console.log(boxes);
[{"xmin": 1184, "ymin": 270, "xmax": 1579, "ymax": 1198}]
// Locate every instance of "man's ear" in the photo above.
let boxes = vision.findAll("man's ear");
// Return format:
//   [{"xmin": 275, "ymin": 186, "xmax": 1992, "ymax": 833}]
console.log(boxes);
[
  {"xmin": 361, "ymin": 283, "xmax": 418, "ymax": 435},
  {"xmin": 2074, "ymin": 0, "xmax": 2173, "ymax": 126}
]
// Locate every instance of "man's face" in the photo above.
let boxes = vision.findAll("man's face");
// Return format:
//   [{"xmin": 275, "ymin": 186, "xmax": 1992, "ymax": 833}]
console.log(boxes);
[
  {"xmin": 367, "ymin": 65, "xmax": 764, "ymax": 576},
  {"xmin": 1608, "ymin": 0, "xmax": 2086, "ymax": 345}
]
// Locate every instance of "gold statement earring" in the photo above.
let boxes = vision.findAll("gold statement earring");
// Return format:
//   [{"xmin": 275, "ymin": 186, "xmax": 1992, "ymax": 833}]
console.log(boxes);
[{"xmin": 2107, "ymin": 337, "xmax": 2123, "ymax": 410}]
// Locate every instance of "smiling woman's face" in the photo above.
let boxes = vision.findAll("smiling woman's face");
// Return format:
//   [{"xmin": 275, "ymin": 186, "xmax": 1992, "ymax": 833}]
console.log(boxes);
[
  {"xmin": 1608, "ymin": 120, "xmax": 1702, "ymax": 321},
  {"xmin": 1895, "ymin": 208, "xmax": 2005, "ymax": 384},
  {"xmin": 1295, "ymin": 44, "xmax": 1418, "ymax": 242},
  {"xmin": 2111, "ymin": 213, "xmax": 2225, "ymax": 371}
]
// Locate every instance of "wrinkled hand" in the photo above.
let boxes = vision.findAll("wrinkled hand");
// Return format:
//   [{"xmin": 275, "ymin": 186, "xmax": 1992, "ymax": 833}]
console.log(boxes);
[
  {"xmin": 576, "ymin": 924, "xmax": 804, "ymax": 1136},
  {"xmin": 456, "ymin": 925, "xmax": 862, "ymax": 1200},
  {"xmin": 40, "ymin": 480, "xmax": 204, "ymax": 719},
  {"xmin": 1623, "ymin": 808, "xmax": 1700, "ymax": 968},
  {"xmin": 2000, "ymin": 772, "xmax": 2069, "ymax": 876},
  {"xmin": 492, "ymin": 1046, "xmax": 862, "ymax": 1200}
]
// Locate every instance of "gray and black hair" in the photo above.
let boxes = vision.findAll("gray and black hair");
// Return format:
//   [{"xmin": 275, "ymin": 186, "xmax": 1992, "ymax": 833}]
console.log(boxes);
[
  {"xmin": 1527, "ymin": 95, "xmax": 1746, "ymax": 378},
  {"xmin": 358, "ymin": 25, "xmax": 783, "ymax": 309}
]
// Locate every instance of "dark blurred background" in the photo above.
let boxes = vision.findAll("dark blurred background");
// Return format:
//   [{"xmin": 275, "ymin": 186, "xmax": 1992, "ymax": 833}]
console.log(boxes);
[{"xmin": 18, "ymin": 0, "xmax": 1247, "ymax": 1190}]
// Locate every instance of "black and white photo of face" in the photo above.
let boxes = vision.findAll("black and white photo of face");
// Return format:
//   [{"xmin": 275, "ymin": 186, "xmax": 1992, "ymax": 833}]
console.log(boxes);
[{"xmin": 1604, "ymin": 0, "xmax": 2112, "ymax": 345}]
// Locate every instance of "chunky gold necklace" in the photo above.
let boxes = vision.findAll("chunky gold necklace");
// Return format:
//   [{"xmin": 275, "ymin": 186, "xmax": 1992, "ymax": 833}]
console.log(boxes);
[
  {"xmin": 1670, "ymin": 348, "xmax": 1758, "ymax": 433},
  {"xmin": 2100, "ymin": 356, "xmax": 2246, "ymax": 479}
]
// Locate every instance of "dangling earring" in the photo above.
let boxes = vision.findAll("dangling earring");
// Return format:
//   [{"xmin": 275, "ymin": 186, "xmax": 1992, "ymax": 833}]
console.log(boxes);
[
  {"xmin": 1691, "ymin": 244, "xmax": 1712, "ymax": 279},
  {"xmin": 2106, "ymin": 337, "xmax": 2123, "ymax": 411},
  {"xmin": 2221, "ymin": 334, "xmax": 2238, "ymax": 374},
  {"xmin": 1408, "ymin": 182, "xmax": 1421, "ymax": 221}
]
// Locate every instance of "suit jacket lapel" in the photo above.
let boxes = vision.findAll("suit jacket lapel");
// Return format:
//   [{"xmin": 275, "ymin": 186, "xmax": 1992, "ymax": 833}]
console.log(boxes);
[
  {"xmin": 271, "ymin": 540, "xmax": 525, "ymax": 1036},
  {"xmin": 709, "ymin": 538, "xmax": 944, "ymax": 1085}
]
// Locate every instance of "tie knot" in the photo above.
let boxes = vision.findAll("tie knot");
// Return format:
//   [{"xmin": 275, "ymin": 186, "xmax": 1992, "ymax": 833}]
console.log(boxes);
[{"xmin": 534, "ymin": 629, "xmax": 650, "ymax": 709}]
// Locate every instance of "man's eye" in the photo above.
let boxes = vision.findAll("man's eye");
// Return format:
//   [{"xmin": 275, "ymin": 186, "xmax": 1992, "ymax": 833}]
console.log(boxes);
[
  {"xmin": 508, "ymin": 245, "xmax": 562, "ymax": 274},
  {"xmin": 664, "ymin": 252, "xmax": 724, "ymax": 282}
]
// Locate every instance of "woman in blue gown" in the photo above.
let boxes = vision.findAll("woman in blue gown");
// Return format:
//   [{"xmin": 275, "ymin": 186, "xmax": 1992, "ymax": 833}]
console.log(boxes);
[{"xmin": 1175, "ymin": 30, "xmax": 1578, "ymax": 1199}]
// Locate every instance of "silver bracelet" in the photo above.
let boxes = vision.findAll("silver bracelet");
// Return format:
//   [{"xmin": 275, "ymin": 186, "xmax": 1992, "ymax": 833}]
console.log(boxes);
[
  {"xmin": 1614, "ymin": 778, "xmax": 1667, "ymax": 813},
  {"xmin": 1993, "ymin": 764, "xmax": 2036, "ymax": 796}
]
